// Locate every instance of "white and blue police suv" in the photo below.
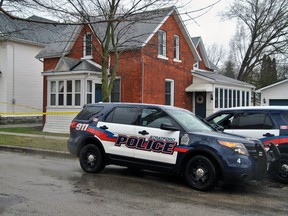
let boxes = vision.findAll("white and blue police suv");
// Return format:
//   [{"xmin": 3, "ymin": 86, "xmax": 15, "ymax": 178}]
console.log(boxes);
[{"xmin": 68, "ymin": 103, "xmax": 278, "ymax": 191}]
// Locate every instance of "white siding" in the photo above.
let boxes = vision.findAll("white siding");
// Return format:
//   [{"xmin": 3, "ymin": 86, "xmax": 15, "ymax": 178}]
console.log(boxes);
[
  {"xmin": 0, "ymin": 41, "xmax": 43, "ymax": 113},
  {"xmin": 191, "ymin": 75, "xmax": 253, "ymax": 117},
  {"xmin": 0, "ymin": 42, "xmax": 8, "ymax": 111},
  {"xmin": 261, "ymin": 81, "xmax": 288, "ymax": 106},
  {"xmin": 43, "ymin": 108, "xmax": 81, "ymax": 134}
]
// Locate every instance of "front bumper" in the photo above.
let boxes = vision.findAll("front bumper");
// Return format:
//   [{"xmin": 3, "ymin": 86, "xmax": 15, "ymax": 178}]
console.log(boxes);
[{"xmin": 264, "ymin": 142, "xmax": 281, "ymax": 175}]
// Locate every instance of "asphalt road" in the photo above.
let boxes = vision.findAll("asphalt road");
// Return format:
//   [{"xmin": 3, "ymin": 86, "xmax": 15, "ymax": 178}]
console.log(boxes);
[{"xmin": 0, "ymin": 150, "xmax": 288, "ymax": 216}]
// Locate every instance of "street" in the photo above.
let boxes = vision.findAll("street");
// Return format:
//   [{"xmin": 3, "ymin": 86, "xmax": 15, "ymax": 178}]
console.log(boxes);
[{"xmin": 0, "ymin": 151, "xmax": 287, "ymax": 216}]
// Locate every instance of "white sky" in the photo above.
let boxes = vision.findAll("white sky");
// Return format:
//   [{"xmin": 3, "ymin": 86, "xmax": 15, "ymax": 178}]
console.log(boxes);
[{"xmin": 180, "ymin": 0, "xmax": 236, "ymax": 50}]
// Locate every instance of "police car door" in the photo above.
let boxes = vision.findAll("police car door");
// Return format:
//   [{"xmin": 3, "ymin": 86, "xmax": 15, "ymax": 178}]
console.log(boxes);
[
  {"xmin": 96, "ymin": 106, "xmax": 139, "ymax": 158},
  {"xmin": 133, "ymin": 108, "xmax": 180, "ymax": 165},
  {"xmin": 230, "ymin": 112, "xmax": 279, "ymax": 139}
]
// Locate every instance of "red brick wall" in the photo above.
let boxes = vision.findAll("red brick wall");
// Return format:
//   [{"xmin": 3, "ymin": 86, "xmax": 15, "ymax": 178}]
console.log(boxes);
[
  {"xmin": 112, "ymin": 14, "xmax": 195, "ymax": 110},
  {"xmin": 141, "ymin": 15, "xmax": 194, "ymax": 110}
]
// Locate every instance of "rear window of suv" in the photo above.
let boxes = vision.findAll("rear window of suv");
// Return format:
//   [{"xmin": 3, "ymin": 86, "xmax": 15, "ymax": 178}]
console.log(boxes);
[{"xmin": 75, "ymin": 106, "xmax": 104, "ymax": 120}]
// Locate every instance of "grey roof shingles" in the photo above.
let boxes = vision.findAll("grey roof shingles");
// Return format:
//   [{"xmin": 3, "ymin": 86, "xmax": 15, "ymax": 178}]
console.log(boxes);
[
  {"xmin": 36, "ymin": 6, "xmax": 199, "ymax": 59},
  {"xmin": 0, "ymin": 12, "xmax": 64, "ymax": 45},
  {"xmin": 193, "ymin": 70, "xmax": 255, "ymax": 88}
]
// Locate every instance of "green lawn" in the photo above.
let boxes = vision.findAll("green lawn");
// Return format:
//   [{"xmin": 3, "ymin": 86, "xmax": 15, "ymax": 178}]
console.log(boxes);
[
  {"xmin": 0, "ymin": 126, "xmax": 68, "ymax": 137},
  {"xmin": 0, "ymin": 126, "xmax": 69, "ymax": 152}
]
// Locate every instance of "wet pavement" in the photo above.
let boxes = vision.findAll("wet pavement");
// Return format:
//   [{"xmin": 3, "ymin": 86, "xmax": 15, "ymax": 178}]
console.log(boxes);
[{"xmin": 0, "ymin": 151, "xmax": 288, "ymax": 216}]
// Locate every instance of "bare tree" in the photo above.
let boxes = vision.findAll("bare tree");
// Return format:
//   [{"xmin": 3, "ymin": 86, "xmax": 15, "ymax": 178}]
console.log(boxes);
[
  {"xmin": 1, "ymin": 0, "xmax": 223, "ymax": 101},
  {"xmin": 1, "ymin": 0, "xmax": 179, "ymax": 101},
  {"xmin": 206, "ymin": 43, "xmax": 226, "ymax": 67},
  {"xmin": 223, "ymin": 0, "xmax": 288, "ymax": 82}
]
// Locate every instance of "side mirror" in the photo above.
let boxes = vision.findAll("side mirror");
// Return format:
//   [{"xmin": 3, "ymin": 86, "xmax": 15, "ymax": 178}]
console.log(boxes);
[{"xmin": 160, "ymin": 123, "xmax": 179, "ymax": 131}]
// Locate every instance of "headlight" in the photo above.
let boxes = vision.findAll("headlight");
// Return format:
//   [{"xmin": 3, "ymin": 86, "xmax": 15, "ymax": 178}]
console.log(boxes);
[{"xmin": 218, "ymin": 140, "xmax": 249, "ymax": 155}]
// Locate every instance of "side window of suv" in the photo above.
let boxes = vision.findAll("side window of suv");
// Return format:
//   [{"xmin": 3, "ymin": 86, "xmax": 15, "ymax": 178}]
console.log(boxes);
[
  {"xmin": 231, "ymin": 113, "xmax": 273, "ymax": 129},
  {"xmin": 105, "ymin": 107, "xmax": 139, "ymax": 125},
  {"xmin": 210, "ymin": 113, "xmax": 235, "ymax": 129},
  {"xmin": 140, "ymin": 108, "xmax": 174, "ymax": 128}
]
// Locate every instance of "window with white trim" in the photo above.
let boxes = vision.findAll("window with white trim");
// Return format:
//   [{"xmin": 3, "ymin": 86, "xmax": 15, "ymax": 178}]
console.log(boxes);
[
  {"xmin": 158, "ymin": 30, "xmax": 167, "ymax": 57},
  {"xmin": 49, "ymin": 80, "xmax": 82, "ymax": 107},
  {"xmin": 84, "ymin": 33, "xmax": 92, "ymax": 57},
  {"xmin": 174, "ymin": 35, "xmax": 180, "ymax": 60},
  {"xmin": 111, "ymin": 79, "xmax": 121, "ymax": 102},
  {"xmin": 165, "ymin": 79, "xmax": 174, "ymax": 106},
  {"xmin": 215, "ymin": 88, "xmax": 251, "ymax": 108},
  {"xmin": 86, "ymin": 80, "xmax": 93, "ymax": 104}
]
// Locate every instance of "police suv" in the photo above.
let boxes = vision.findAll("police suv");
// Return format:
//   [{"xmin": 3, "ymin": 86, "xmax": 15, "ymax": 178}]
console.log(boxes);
[
  {"xmin": 68, "ymin": 103, "xmax": 272, "ymax": 191},
  {"xmin": 206, "ymin": 106, "xmax": 288, "ymax": 183}
]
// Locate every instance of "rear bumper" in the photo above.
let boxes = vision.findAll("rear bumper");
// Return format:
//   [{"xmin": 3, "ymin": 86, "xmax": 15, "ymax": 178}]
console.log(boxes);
[{"xmin": 67, "ymin": 138, "xmax": 78, "ymax": 156}]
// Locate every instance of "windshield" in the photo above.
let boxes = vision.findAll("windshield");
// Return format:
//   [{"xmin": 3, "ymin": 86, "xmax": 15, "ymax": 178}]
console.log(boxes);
[{"xmin": 166, "ymin": 108, "xmax": 213, "ymax": 132}]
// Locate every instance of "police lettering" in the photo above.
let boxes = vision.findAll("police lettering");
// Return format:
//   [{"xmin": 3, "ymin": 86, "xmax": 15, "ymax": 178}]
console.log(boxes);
[{"xmin": 115, "ymin": 135, "xmax": 177, "ymax": 154}]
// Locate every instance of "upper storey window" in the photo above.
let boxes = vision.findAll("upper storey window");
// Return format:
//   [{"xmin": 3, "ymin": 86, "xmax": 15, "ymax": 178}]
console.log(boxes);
[
  {"xmin": 174, "ymin": 35, "xmax": 180, "ymax": 60},
  {"xmin": 158, "ymin": 30, "xmax": 167, "ymax": 58},
  {"xmin": 84, "ymin": 33, "xmax": 92, "ymax": 58}
]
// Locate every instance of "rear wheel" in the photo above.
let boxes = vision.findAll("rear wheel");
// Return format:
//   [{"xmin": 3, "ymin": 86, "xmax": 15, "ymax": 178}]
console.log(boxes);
[
  {"xmin": 79, "ymin": 144, "xmax": 105, "ymax": 173},
  {"xmin": 185, "ymin": 155, "xmax": 217, "ymax": 191},
  {"xmin": 276, "ymin": 154, "xmax": 288, "ymax": 183}
]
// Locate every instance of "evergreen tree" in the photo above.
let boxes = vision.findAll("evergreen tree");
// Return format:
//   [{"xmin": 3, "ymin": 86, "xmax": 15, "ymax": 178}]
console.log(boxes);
[
  {"xmin": 259, "ymin": 55, "xmax": 278, "ymax": 88},
  {"xmin": 221, "ymin": 60, "xmax": 236, "ymax": 79}
]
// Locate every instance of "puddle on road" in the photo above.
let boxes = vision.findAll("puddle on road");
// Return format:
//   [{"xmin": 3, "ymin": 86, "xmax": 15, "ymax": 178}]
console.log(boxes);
[{"xmin": 0, "ymin": 193, "xmax": 25, "ymax": 211}]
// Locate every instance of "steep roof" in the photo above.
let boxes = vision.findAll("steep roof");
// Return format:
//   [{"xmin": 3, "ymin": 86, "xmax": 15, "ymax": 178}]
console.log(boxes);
[
  {"xmin": 191, "ymin": 36, "xmax": 217, "ymax": 71},
  {"xmin": 0, "ymin": 12, "xmax": 63, "ymax": 45},
  {"xmin": 36, "ymin": 7, "xmax": 200, "ymax": 60}
]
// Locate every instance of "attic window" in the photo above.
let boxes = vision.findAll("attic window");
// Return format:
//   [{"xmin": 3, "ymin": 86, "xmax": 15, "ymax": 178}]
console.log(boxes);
[
  {"xmin": 84, "ymin": 33, "xmax": 92, "ymax": 58},
  {"xmin": 158, "ymin": 30, "xmax": 167, "ymax": 59}
]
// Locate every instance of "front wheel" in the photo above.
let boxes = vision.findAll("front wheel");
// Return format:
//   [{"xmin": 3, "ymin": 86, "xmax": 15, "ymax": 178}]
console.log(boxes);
[
  {"xmin": 79, "ymin": 144, "xmax": 105, "ymax": 173},
  {"xmin": 276, "ymin": 154, "xmax": 288, "ymax": 183},
  {"xmin": 185, "ymin": 155, "xmax": 218, "ymax": 191}
]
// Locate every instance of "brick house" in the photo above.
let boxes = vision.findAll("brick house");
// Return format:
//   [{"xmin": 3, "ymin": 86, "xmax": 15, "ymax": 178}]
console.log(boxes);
[{"xmin": 36, "ymin": 6, "xmax": 205, "ymax": 133}]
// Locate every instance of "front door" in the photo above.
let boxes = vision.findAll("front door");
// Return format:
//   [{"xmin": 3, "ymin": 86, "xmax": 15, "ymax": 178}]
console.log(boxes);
[
  {"xmin": 195, "ymin": 92, "xmax": 206, "ymax": 118},
  {"xmin": 95, "ymin": 84, "xmax": 102, "ymax": 102}
]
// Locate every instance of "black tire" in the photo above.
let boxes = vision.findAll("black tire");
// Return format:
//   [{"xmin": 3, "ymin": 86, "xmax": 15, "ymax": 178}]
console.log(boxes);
[
  {"xmin": 185, "ymin": 155, "xmax": 217, "ymax": 191},
  {"xmin": 276, "ymin": 154, "xmax": 288, "ymax": 183},
  {"xmin": 79, "ymin": 144, "xmax": 105, "ymax": 173}
]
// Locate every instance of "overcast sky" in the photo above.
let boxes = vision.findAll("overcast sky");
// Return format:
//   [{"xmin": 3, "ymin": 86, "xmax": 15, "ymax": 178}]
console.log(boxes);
[{"xmin": 181, "ymin": 0, "xmax": 236, "ymax": 50}]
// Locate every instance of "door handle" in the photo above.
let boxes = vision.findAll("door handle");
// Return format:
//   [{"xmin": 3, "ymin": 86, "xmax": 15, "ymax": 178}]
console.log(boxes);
[
  {"xmin": 263, "ymin": 133, "xmax": 275, "ymax": 137},
  {"xmin": 138, "ymin": 130, "xmax": 149, "ymax": 135},
  {"xmin": 100, "ymin": 125, "xmax": 108, "ymax": 130}
]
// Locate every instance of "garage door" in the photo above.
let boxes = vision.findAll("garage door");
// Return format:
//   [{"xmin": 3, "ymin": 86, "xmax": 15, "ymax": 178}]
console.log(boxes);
[{"xmin": 269, "ymin": 99, "xmax": 288, "ymax": 106}]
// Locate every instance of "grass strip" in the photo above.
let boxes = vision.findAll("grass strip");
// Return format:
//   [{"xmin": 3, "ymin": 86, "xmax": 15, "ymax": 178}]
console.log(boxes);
[
  {"xmin": 0, "ymin": 126, "xmax": 68, "ymax": 137},
  {"xmin": 0, "ymin": 134, "xmax": 68, "ymax": 152}
]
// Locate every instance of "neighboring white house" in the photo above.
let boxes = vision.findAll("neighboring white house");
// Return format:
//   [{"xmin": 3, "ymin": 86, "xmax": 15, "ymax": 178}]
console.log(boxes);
[
  {"xmin": 185, "ymin": 70, "xmax": 255, "ymax": 117},
  {"xmin": 186, "ymin": 36, "xmax": 255, "ymax": 118},
  {"xmin": 256, "ymin": 79, "xmax": 288, "ymax": 106},
  {"xmin": 0, "ymin": 13, "xmax": 63, "ymax": 122}
]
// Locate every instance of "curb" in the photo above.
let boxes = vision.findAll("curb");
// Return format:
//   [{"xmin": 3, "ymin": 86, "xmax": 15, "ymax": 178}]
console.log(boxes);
[{"xmin": 0, "ymin": 145, "xmax": 76, "ymax": 159}]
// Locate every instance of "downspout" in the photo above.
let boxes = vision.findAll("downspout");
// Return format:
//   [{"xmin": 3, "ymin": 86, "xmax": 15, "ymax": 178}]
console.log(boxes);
[
  {"xmin": 141, "ymin": 56, "xmax": 144, "ymax": 103},
  {"xmin": 8, "ymin": 43, "xmax": 15, "ymax": 113}
]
